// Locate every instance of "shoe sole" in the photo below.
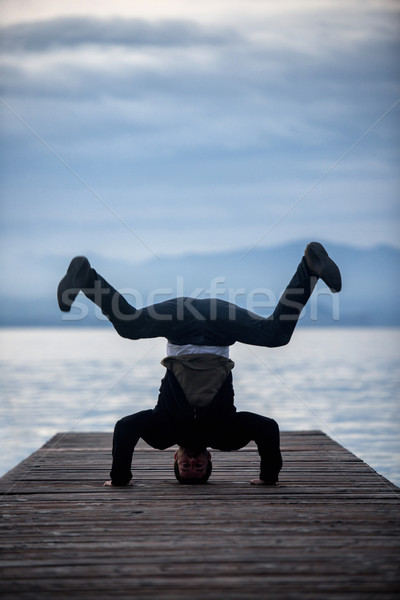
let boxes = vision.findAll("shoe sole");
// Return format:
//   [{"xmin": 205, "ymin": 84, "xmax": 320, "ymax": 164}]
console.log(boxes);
[
  {"xmin": 305, "ymin": 242, "xmax": 342, "ymax": 293},
  {"xmin": 57, "ymin": 256, "xmax": 89, "ymax": 312}
]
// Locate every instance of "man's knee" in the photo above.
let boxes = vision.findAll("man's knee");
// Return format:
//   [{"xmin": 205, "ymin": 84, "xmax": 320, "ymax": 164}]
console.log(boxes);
[
  {"xmin": 111, "ymin": 318, "xmax": 141, "ymax": 340},
  {"xmin": 266, "ymin": 326, "xmax": 292, "ymax": 348}
]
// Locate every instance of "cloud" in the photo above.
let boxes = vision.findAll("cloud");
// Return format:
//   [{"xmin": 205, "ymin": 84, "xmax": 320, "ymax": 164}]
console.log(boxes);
[
  {"xmin": 1, "ymin": 13, "xmax": 397, "ymax": 150},
  {"xmin": 0, "ymin": 16, "xmax": 241, "ymax": 53},
  {"xmin": 0, "ymin": 4, "xmax": 399, "ymax": 270}
]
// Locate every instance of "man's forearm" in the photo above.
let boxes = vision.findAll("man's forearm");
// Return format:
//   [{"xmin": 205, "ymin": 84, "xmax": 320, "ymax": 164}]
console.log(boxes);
[{"xmin": 109, "ymin": 410, "xmax": 155, "ymax": 485}]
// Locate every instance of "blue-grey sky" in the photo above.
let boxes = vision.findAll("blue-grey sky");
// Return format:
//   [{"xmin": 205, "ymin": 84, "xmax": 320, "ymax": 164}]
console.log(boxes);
[{"xmin": 0, "ymin": 0, "xmax": 399, "ymax": 291}]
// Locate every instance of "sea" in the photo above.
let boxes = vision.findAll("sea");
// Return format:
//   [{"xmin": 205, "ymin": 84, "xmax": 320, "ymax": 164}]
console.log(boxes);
[{"xmin": 0, "ymin": 327, "xmax": 399, "ymax": 486}]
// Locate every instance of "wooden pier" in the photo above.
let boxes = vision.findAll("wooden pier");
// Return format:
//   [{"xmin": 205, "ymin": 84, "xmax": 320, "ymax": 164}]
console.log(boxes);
[{"xmin": 0, "ymin": 431, "xmax": 399, "ymax": 599}]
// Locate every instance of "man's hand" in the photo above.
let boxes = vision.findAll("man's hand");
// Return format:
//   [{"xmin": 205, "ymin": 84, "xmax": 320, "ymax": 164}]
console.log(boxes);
[
  {"xmin": 250, "ymin": 478, "xmax": 279, "ymax": 486},
  {"xmin": 103, "ymin": 479, "xmax": 133, "ymax": 487}
]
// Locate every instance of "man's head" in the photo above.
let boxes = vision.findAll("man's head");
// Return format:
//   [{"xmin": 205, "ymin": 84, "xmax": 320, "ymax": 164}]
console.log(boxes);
[{"xmin": 174, "ymin": 447, "xmax": 212, "ymax": 484}]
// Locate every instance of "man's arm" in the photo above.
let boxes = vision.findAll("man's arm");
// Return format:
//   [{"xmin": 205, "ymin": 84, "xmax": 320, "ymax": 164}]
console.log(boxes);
[
  {"xmin": 107, "ymin": 409, "xmax": 156, "ymax": 486},
  {"xmin": 228, "ymin": 412, "xmax": 282, "ymax": 485},
  {"xmin": 256, "ymin": 415, "xmax": 282, "ymax": 485}
]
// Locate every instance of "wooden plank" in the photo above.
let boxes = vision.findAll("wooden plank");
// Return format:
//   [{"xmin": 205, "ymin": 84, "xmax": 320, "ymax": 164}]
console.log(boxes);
[{"xmin": 0, "ymin": 431, "xmax": 399, "ymax": 600}]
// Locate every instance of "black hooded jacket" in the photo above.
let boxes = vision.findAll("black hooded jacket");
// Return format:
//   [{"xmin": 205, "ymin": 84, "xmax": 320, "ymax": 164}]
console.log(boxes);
[{"xmin": 154, "ymin": 369, "xmax": 236, "ymax": 448}]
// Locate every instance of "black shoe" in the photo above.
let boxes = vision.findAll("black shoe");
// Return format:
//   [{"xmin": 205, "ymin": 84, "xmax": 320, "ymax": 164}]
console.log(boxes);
[
  {"xmin": 304, "ymin": 242, "xmax": 342, "ymax": 293},
  {"xmin": 57, "ymin": 256, "xmax": 91, "ymax": 312}
]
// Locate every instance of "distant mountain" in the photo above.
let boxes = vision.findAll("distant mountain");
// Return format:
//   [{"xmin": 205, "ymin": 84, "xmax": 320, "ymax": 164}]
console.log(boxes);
[{"xmin": 1, "ymin": 241, "xmax": 399, "ymax": 326}]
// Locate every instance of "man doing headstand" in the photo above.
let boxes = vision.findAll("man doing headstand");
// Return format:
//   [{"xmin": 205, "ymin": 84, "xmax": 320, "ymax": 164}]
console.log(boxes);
[{"xmin": 57, "ymin": 242, "xmax": 341, "ymax": 487}]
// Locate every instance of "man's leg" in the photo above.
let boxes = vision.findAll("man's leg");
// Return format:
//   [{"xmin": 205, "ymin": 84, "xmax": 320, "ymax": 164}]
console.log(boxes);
[
  {"xmin": 208, "ymin": 411, "xmax": 282, "ymax": 484},
  {"xmin": 57, "ymin": 257, "xmax": 138, "ymax": 332},
  {"xmin": 221, "ymin": 256, "xmax": 316, "ymax": 347},
  {"xmin": 58, "ymin": 257, "xmax": 199, "ymax": 341},
  {"xmin": 208, "ymin": 242, "xmax": 341, "ymax": 348},
  {"xmin": 110, "ymin": 409, "xmax": 176, "ymax": 485},
  {"xmin": 168, "ymin": 242, "xmax": 341, "ymax": 347},
  {"xmin": 57, "ymin": 242, "xmax": 340, "ymax": 346}
]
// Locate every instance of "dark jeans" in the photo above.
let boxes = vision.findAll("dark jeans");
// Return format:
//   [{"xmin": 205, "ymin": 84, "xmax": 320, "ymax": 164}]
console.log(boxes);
[
  {"xmin": 85, "ymin": 257, "xmax": 315, "ymax": 347},
  {"xmin": 111, "ymin": 409, "xmax": 282, "ymax": 485}
]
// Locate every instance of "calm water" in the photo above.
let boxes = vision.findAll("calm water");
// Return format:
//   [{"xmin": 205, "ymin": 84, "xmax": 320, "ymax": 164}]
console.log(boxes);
[{"xmin": 0, "ymin": 327, "xmax": 399, "ymax": 486}]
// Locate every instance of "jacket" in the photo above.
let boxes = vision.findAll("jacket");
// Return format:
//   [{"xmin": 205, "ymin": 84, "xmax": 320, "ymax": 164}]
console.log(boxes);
[{"xmin": 155, "ymin": 354, "xmax": 236, "ymax": 433}]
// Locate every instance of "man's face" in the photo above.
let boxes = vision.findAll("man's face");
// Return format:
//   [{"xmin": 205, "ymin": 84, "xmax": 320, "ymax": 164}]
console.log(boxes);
[{"xmin": 174, "ymin": 448, "xmax": 211, "ymax": 479}]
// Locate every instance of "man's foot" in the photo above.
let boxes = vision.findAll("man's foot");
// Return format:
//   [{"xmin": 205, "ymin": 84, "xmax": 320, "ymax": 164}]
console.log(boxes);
[
  {"xmin": 304, "ymin": 242, "xmax": 342, "ymax": 293},
  {"xmin": 57, "ymin": 256, "xmax": 91, "ymax": 312}
]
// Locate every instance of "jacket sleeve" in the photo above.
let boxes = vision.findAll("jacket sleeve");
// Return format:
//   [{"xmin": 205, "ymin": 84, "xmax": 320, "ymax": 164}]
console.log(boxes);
[
  {"xmin": 211, "ymin": 411, "xmax": 282, "ymax": 483},
  {"xmin": 110, "ymin": 409, "xmax": 155, "ymax": 485},
  {"xmin": 254, "ymin": 415, "xmax": 283, "ymax": 483}
]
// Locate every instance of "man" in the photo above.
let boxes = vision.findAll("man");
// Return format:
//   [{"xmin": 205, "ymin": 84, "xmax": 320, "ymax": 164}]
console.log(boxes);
[{"xmin": 57, "ymin": 242, "xmax": 341, "ymax": 486}]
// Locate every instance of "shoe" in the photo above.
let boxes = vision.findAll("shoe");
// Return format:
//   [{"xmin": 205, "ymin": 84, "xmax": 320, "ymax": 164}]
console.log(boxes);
[
  {"xmin": 57, "ymin": 256, "xmax": 91, "ymax": 312},
  {"xmin": 304, "ymin": 242, "xmax": 342, "ymax": 293}
]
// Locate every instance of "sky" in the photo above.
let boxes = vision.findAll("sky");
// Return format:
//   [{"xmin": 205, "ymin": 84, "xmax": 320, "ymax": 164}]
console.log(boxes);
[{"xmin": 0, "ymin": 0, "xmax": 399, "ymax": 292}]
